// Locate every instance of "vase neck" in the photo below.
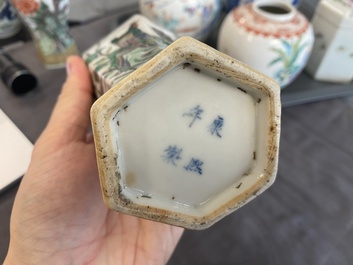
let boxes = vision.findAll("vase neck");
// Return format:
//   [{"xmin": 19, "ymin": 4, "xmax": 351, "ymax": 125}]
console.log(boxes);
[{"xmin": 252, "ymin": 0, "xmax": 295, "ymax": 22}]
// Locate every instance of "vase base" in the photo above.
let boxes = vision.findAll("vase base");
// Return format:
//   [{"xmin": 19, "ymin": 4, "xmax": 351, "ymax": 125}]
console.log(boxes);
[{"xmin": 37, "ymin": 44, "xmax": 78, "ymax": 70}]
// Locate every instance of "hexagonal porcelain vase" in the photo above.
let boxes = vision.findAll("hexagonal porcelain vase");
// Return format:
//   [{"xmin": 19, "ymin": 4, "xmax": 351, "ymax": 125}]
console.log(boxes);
[
  {"xmin": 83, "ymin": 14, "xmax": 176, "ymax": 98},
  {"xmin": 90, "ymin": 36, "xmax": 281, "ymax": 229}
]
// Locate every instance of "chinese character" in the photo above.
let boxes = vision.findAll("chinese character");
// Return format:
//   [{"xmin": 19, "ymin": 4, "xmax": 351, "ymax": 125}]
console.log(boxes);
[
  {"xmin": 209, "ymin": 115, "xmax": 224, "ymax": 138},
  {"xmin": 183, "ymin": 105, "xmax": 203, "ymax": 128},
  {"xmin": 184, "ymin": 158, "xmax": 203, "ymax": 175},
  {"xmin": 162, "ymin": 145, "xmax": 182, "ymax": 166}
]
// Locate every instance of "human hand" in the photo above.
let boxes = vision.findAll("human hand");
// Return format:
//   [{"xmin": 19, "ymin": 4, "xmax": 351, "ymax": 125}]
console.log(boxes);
[{"xmin": 4, "ymin": 56, "xmax": 184, "ymax": 265}]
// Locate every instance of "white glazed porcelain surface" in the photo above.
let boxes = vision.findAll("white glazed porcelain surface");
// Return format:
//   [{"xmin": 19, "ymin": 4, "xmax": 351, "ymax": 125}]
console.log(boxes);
[
  {"xmin": 222, "ymin": 0, "xmax": 302, "ymax": 12},
  {"xmin": 305, "ymin": 0, "xmax": 353, "ymax": 83},
  {"xmin": 113, "ymin": 64, "xmax": 256, "ymax": 214},
  {"xmin": 139, "ymin": 0, "xmax": 221, "ymax": 40},
  {"xmin": 218, "ymin": 0, "xmax": 314, "ymax": 88},
  {"xmin": 322, "ymin": 0, "xmax": 353, "ymax": 26},
  {"xmin": 91, "ymin": 37, "xmax": 281, "ymax": 229},
  {"xmin": 83, "ymin": 14, "xmax": 176, "ymax": 97}
]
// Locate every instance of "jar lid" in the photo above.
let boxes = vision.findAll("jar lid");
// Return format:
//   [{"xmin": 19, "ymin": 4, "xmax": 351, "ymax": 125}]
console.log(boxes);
[{"xmin": 317, "ymin": 0, "xmax": 353, "ymax": 28}]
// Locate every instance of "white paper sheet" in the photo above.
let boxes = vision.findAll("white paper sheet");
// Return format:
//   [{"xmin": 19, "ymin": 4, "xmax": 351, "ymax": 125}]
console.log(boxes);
[{"xmin": 0, "ymin": 109, "xmax": 33, "ymax": 192}]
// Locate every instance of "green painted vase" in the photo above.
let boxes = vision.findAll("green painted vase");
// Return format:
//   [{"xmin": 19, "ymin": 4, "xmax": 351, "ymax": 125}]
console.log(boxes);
[{"xmin": 12, "ymin": 0, "xmax": 77, "ymax": 69}]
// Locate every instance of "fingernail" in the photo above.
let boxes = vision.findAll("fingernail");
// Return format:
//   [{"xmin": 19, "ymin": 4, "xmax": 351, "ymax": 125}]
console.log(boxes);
[{"xmin": 66, "ymin": 60, "xmax": 72, "ymax": 76}]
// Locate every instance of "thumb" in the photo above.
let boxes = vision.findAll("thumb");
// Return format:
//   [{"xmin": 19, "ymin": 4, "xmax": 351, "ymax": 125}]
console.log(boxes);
[{"xmin": 44, "ymin": 55, "xmax": 94, "ymax": 144}]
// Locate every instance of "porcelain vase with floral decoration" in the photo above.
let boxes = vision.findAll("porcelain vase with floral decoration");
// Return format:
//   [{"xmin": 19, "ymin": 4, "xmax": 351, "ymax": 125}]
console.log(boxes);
[
  {"xmin": 88, "ymin": 35, "xmax": 281, "ymax": 229},
  {"xmin": 11, "ymin": 0, "xmax": 77, "ymax": 69},
  {"xmin": 218, "ymin": 0, "xmax": 314, "ymax": 88},
  {"xmin": 83, "ymin": 15, "xmax": 176, "ymax": 98},
  {"xmin": 0, "ymin": 0, "xmax": 21, "ymax": 39},
  {"xmin": 139, "ymin": 0, "xmax": 222, "ymax": 41}
]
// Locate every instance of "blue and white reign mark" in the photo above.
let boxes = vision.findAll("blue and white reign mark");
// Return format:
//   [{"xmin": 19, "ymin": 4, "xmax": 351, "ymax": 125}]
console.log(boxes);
[
  {"xmin": 183, "ymin": 105, "xmax": 203, "ymax": 128},
  {"xmin": 184, "ymin": 158, "xmax": 203, "ymax": 175},
  {"xmin": 162, "ymin": 145, "xmax": 204, "ymax": 175},
  {"xmin": 209, "ymin": 115, "xmax": 224, "ymax": 138},
  {"xmin": 161, "ymin": 106, "xmax": 224, "ymax": 175},
  {"xmin": 183, "ymin": 105, "xmax": 225, "ymax": 138},
  {"xmin": 162, "ymin": 145, "xmax": 182, "ymax": 166}
]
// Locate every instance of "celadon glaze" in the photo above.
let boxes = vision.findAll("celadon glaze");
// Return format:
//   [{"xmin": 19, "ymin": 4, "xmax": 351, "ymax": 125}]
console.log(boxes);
[{"xmin": 91, "ymin": 37, "xmax": 281, "ymax": 229}]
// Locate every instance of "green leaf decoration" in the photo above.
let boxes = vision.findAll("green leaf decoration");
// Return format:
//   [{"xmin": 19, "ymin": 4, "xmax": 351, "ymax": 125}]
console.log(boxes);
[
  {"xmin": 281, "ymin": 39, "xmax": 292, "ymax": 54},
  {"xmin": 268, "ymin": 36, "xmax": 309, "ymax": 86},
  {"xmin": 95, "ymin": 62, "xmax": 109, "ymax": 72},
  {"xmin": 268, "ymin": 57, "xmax": 283, "ymax": 67}
]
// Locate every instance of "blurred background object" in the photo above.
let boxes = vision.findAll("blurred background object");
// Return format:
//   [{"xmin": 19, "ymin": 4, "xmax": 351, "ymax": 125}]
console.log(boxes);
[
  {"xmin": 305, "ymin": 0, "xmax": 353, "ymax": 84},
  {"xmin": 139, "ymin": 0, "xmax": 222, "ymax": 41},
  {"xmin": 11, "ymin": 0, "xmax": 78, "ymax": 69},
  {"xmin": 221, "ymin": 0, "xmax": 302, "ymax": 12},
  {"xmin": 0, "ymin": 0, "xmax": 21, "ymax": 39},
  {"xmin": 0, "ymin": 48, "xmax": 37, "ymax": 94},
  {"xmin": 218, "ymin": 0, "xmax": 314, "ymax": 88},
  {"xmin": 69, "ymin": 0, "xmax": 138, "ymax": 22},
  {"xmin": 83, "ymin": 14, "xmax": 176, "ymax": 97}
]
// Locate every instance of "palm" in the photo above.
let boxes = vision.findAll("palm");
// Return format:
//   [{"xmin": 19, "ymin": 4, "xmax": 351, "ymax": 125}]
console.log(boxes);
[
  {"xmin": 9, "ymin": 119, "xmax": 182, "ymax": 265},
  {"xmin": 6, "ymin": 56, "xmax": 183, "ymax": 265}
]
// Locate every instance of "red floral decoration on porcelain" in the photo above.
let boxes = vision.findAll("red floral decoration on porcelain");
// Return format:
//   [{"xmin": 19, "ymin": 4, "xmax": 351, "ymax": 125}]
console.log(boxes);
[
  {"xmin": 233, "ymin": 4, "xmax": 309, "ymax": 39},
  {"xmin": 12, "ymin": 0, "xmax": 40, "ymax": 15}
]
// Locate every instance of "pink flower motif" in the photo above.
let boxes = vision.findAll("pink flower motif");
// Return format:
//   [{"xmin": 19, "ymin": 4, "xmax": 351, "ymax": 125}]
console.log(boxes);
[{"xmin": 12, "ymin": 0, "xmax": 40, "ymax": 15}]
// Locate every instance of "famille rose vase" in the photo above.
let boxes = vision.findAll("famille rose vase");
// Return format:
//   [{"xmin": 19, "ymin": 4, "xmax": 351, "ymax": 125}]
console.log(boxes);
[
  {"xmin": 83, "ymin": 15, "xmax": 281, "ymax": 229},
  {"xmin": 11, "ymin": 0, "xmax": 77, "ymax": 69},
  {"xmin": 83, "ymin": 15, "xmax": 176, "ymax": 98},
  {"xmin": 139, "ymin": 0, "xmax": 222, "ymax": 41},
  {"xmin": 218, "ymin": 0, "xmax": 314, "ymax": 88}
]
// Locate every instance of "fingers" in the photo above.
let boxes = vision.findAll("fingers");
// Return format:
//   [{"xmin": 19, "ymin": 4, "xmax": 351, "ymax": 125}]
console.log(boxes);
[{"xmin": 45, "ymin": 55, "xmax": 94, "ymax": 144}]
